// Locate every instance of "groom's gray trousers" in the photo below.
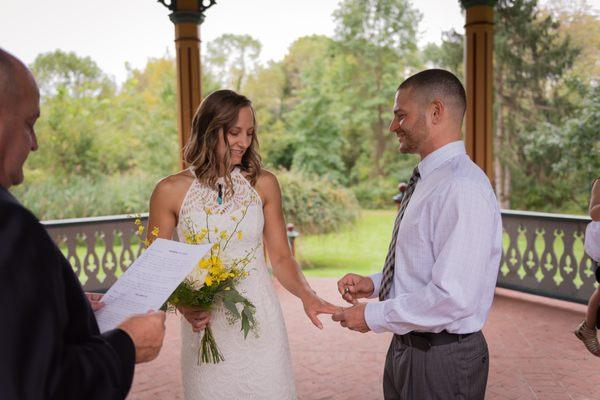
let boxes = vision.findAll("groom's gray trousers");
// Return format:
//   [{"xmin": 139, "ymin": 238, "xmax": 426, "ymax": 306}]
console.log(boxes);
[{"xmin": 383, "ymin": 330, "xmax": 488, "ymax": 400}]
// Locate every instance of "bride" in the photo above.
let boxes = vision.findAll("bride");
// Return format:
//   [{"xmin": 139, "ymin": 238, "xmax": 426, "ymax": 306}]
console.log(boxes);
[{"xmin": 146, "ymin": 89, "xmax": 338, "ymax": 399}]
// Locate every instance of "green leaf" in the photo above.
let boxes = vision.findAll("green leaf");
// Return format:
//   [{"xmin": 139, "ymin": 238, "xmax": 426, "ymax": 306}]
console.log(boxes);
[{"xmin": 223, "ymin": 299, "xmax": 241, "ymax": 319}]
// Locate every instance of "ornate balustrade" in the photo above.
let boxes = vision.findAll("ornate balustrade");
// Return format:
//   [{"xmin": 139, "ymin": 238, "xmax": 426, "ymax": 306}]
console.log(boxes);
[
  {"xmin": 43, "ymin": 214, "xmax": 148, "ymax": 293},
  {"xmin": 498, "ymin": 210, "xmax": 593, "ymax": 304},
  {"xmin": 43, "ymin": 210, "xmax": 595, "ymax": 303}
]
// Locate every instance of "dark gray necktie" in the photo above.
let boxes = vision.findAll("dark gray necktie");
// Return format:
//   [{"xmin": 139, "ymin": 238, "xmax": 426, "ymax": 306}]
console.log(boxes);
[{"xmin": 379, "ymin": 167, "xmax": 420, "ymax": 301}]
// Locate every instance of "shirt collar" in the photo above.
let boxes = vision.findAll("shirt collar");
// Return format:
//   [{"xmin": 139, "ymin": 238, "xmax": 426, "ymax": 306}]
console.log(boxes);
[{"xmin": 417, "ymin": 140, "xmax": 466, "ymax": 179}]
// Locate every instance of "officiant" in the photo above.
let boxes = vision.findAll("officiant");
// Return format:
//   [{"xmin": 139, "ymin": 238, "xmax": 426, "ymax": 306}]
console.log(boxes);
[{"xmin": 0, "ymin": 48, "xmax": 166, "ymax": 400}]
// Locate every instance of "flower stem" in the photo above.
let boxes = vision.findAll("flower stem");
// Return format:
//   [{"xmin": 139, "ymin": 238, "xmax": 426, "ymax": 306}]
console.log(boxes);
[{"xmin": 198, "ymin": 325, "xmax": 224, "ymax": 364}]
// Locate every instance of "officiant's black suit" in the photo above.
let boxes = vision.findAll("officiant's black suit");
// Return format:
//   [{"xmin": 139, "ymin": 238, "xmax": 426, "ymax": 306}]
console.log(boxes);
[{"xmin": 0, "ymin": 186, "xmax": 135, "ymax": 399}]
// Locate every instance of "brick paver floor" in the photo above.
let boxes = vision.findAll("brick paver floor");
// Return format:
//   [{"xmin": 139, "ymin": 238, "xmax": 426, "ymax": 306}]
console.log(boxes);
[{"xmin": 128, "ymin": 278, "xmax": 600, "ymax": 400}]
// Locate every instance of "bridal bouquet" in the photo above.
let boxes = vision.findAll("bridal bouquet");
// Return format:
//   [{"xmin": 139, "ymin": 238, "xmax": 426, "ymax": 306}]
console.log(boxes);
[{"xmin": 134, "ymin": 206, "xmax": 258, "ymax": 364}]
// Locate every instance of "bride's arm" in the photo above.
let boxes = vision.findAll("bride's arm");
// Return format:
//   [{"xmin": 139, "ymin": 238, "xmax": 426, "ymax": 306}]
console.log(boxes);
[
  {"xmin": 147, "ymin": 175, "xmax": 210, "ymax": 332},
  {"xmin": 147, "ymin": 177, "xmax": 179, "ymax": 242},
  {"xmin": 258, "ymin": 171, "xmax": 340, "ymax": 329}
]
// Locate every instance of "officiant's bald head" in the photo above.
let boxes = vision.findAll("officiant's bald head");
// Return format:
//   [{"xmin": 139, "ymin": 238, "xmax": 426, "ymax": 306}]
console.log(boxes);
[{"xmin": 0, "ymin": 49, "xmax": 40, "ymax": 189}]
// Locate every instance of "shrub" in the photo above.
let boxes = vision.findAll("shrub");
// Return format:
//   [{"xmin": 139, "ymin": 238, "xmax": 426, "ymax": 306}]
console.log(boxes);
[
  {"xmin": 351, "ymin": 176, "xmax": 398, "ymax": 210},
  {"xmin": 277, "ymin": 170, "xmax": 360, "ymax": 234},
  {"xmin": 13, "ymin": 172, "xmax": 158, "ymax": 220}
]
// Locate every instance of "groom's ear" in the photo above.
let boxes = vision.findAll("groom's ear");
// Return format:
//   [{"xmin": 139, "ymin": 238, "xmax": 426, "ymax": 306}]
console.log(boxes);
[{"xmin": 429, "ymin": 99, "xmax": 444, "ymax": 125}]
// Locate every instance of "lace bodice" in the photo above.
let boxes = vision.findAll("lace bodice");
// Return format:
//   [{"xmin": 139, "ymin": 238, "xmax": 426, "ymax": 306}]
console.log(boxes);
[{"xmin": 177, "ymin": 168, "xmax": 263, "ymax": 254}]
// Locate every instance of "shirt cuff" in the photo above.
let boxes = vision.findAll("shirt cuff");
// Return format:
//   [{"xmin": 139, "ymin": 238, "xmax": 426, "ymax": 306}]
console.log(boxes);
[
  {"xmin": 368, "ymin": 272, "xmax": 382, "ymax": 299},
  {"xmin": 365, "ymin": 301, "xmax": 389, "ymax": 333}
]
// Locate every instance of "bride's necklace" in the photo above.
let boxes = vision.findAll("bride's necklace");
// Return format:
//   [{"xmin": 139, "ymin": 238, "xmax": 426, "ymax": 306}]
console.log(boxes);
[{"xmin": 217, "ymin": 183, "xmax": 223, "ymax": 205}]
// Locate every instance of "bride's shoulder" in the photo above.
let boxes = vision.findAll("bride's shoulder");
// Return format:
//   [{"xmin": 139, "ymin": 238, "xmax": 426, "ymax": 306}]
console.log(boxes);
[
  {"xmin": 152, "ymin": 170, "xmax": 195, "ymax": 199},
  {"xmin": 254, "ymin": 169, "xmax": 280, "ymax": 190},
  {"xmin": 253, "ymin": 169, "xmax": 282, "ymax": 205}
]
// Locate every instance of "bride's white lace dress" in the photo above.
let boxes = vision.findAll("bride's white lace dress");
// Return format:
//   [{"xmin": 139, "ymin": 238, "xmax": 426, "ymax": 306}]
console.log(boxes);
[{"xmin": 176, "ymin": 168, "xmax": 296, "ymax": 400}]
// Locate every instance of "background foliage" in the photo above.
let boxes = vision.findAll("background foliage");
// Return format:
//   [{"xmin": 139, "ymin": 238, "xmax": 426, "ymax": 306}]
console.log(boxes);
[{"xmin": 12, "ymin": 0, "xmax": 600, "ymax": 229}]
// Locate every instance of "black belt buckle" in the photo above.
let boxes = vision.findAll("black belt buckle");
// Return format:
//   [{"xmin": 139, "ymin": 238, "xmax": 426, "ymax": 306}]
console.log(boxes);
[{"xmin": 403, "ymin": 333, "xmax": 432, "ymax": 351}]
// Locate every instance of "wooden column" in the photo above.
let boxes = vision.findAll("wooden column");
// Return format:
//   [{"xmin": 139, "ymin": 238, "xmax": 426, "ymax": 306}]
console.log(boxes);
[
  {"xmin": 160, "ymin": 0, "xmax": 215, "ymax": 169},
  {"xmin": 461, "ymin": 0, "xmax": 496, "ymax": 183}
]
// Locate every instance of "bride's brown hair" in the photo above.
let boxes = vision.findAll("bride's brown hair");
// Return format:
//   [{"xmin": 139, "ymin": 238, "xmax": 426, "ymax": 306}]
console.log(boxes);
[{"xmin": 184, "ymin": 90, "xmax": 262, "ymax": 194}]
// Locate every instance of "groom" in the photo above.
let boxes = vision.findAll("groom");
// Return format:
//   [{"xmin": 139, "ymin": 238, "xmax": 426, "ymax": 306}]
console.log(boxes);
[
  {"xmin": 333, "ymin": 69, "xmax": 502, "ymax": 399},
  {"xmin": 0, "ymin": 48, "xmax": 166, "ymax": 399}
]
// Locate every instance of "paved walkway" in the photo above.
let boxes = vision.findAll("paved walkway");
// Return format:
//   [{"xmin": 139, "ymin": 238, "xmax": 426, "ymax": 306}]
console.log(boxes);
[{"xmin": 128, "ymin": 278, "xmax": 600, "ymax": 400}]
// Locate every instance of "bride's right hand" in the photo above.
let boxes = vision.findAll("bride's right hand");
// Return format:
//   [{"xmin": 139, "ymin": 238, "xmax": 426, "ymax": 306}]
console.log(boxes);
[{"xmin": 178, "ymin": 306, "xmax": 211, "ymax": 332}]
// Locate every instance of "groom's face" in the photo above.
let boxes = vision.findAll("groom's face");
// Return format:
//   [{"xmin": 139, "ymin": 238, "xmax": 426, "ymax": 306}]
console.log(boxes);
[{"xmin": 389, "ymin": 88, "xmax": 428, "ymax": 155}]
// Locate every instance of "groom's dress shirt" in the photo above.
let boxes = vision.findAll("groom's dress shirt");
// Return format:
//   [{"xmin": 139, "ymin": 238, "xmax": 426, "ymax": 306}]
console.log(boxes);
[
  {"xmin": 0, "ymin": 186, "xmax": 135, "ymax": 400},
  {"xmin": 365, "ymin": 140, "xmax": 502, "ymax": 335}
]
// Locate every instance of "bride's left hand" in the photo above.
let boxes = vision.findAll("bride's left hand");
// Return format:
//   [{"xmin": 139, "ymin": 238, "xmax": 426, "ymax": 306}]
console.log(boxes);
[{"xmin": 301, "ymin": 293, "xmax": 342, "ymax": 329}]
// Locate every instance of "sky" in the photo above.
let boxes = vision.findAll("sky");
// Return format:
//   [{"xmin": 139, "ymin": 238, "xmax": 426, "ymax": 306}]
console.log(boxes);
[
  {"xmin": 0, "ymin": 0, "xmax": 466, "ymax": 84},
  {"xmin": 1, "ymin": 0, "xmax": 598, "ymax": 84}
]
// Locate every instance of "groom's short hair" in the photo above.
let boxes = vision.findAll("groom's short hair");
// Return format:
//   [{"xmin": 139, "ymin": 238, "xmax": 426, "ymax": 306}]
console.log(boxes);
[{"xmin": 398, "ymin": 69, "xmax": 466, "ymax": 119}]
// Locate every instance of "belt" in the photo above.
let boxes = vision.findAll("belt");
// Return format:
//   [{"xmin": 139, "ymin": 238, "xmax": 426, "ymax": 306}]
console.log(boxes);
[{"xmin": 394, "ymin": 331, "xmax": 476, "ymax": 351}]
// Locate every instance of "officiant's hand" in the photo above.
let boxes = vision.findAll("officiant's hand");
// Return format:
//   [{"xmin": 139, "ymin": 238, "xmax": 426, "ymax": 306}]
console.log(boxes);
[
  {"xmin": 178, "ymin": 306, "xmax": 212, "ymax": 332},
  {"xmin": 337, "ymin": 273, "xmax": 374, "ymax": 304},
  {"xmin": 85, "ymin": 292, "xmax": 104, "ymax": 311},
  {"xmin": 332, "ymin": 303, "xmax": 370, "ymax": 333},
  {"xmin": 118, "ymin": 310, "xmax": 166, "ymax": 363},
  {"xmin": 301, "ymin": 293, "xmax": 341, "ymax": 330}
]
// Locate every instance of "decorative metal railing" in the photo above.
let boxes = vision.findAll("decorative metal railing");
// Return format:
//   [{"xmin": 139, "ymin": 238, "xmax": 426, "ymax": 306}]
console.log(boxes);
[
  {"xmin": 43, "ymin": 210, "xmax": 595, "ymax": 303},
  {"xmin": 498, "ymin": 210, "xmax": 593, "ymax": 304},
  {"xmin": 43, "ymin": 214, "xmax": 148, "ymax": 293}
]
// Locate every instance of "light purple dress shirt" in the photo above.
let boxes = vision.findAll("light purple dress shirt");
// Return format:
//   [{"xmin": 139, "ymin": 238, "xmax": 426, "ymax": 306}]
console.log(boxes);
[{"xmin": 365, "ymin": 140, "xmax": 502, "ymax": 335}]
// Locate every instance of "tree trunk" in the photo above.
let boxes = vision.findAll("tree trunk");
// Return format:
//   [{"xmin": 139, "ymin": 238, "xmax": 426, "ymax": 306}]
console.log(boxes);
[{"xmin": 494, "ymin": 73, "xmax": 511, "ymax": 209}]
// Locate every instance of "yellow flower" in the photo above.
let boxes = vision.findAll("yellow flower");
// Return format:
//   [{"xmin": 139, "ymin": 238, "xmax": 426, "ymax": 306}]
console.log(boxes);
[
  {"xmin": 134, "ymin": 218, "xmax": 142, "ymax": 226},
  {"xmin": 220, "ymin": 231, "xmax": 228, "ymax": 240},
  {"xmin": 137, "ymin": 225, "xmax": 144, "ymax": 235},
  {"xmin": 198, "ymin": 259, "xmax": 211, "ymax": 270},
  {"xmin": 151, "ymin": 227, "xmax": 159, "ymax": 237},
  {"xmin": 205, "ymin": 276, "xmax": 213, "ymax": 286},
  {"xmin": 231, "ymin": 216, "xmax": 238, "ymax": 222},
  {"xmin": 237, "ymin": 231, "xmax": 243, "ymax": 241},
  {"xmin": 143, "ymin": 238, "xmax": 151, "ymax": 247},
  {"xmin": 204, "ymin": 207, "xmax": 213, "ymax": 215}
]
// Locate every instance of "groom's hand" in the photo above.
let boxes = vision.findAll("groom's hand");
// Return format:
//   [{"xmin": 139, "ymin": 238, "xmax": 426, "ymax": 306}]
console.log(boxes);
[
  {"xmin": 337, "ymin": 274, "xmax": 374, "ymax": 304},
  {"xmin": 331, "ymin": 303, "xmax": 370, "ymax": 333}
]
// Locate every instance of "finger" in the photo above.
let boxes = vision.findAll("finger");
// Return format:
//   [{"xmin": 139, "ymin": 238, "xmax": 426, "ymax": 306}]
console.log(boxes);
[
  {"xmin": 342, "ymin": 293, "xmax": 355, "ymax": 304},
  {"xmin": 154, "ymin": 311, "xmax": 166, "ymax": 323},
  {"xmin": 331, "ymin": 311, "xmax": 345, "ymax": 322},
  {"xmin": 337, "ymin": 279, "xmax": 346, "ymax": 295},
  {"xmin": 308, "ymin": 312, "xmax": 323, "ymax": 329},
  {"xmin": 317, "ymin": 302, "xmax": 342, "ymax": 315}
]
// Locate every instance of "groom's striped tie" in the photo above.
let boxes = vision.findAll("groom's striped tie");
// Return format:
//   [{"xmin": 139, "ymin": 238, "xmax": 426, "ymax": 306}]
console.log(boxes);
[{"xmin": 379, "ymin": 167, "xmax": 420, "ymax": 301}]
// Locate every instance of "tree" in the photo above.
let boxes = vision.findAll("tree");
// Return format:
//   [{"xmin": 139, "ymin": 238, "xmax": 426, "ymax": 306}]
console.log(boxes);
[
  {"xmin": 493, "ymin": 0, "xmax": 579, "ymax": 208},
  {"xmin": 422, "ymin": 29, "xmax": 464, "ymax": 81},
  {"xmin": 30, "ymin": 50, "xmax": 114, "ymax": 98},
  {"xmin": 27, "ymin": 51, "xmax": 116, "ymax": 177},
  {"xmin": 331, "ymin": 0, "xmax": 422, "ymax": 179},
  {"xmin": 206, "ymin": 34, "xmax": 261, "ymax": 91}
]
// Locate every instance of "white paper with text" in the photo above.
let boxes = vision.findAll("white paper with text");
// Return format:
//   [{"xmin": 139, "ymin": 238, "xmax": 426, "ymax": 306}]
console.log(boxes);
[{"xmin": 94, "ymin": 238, "xmax": 211, "ymax": 333}]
